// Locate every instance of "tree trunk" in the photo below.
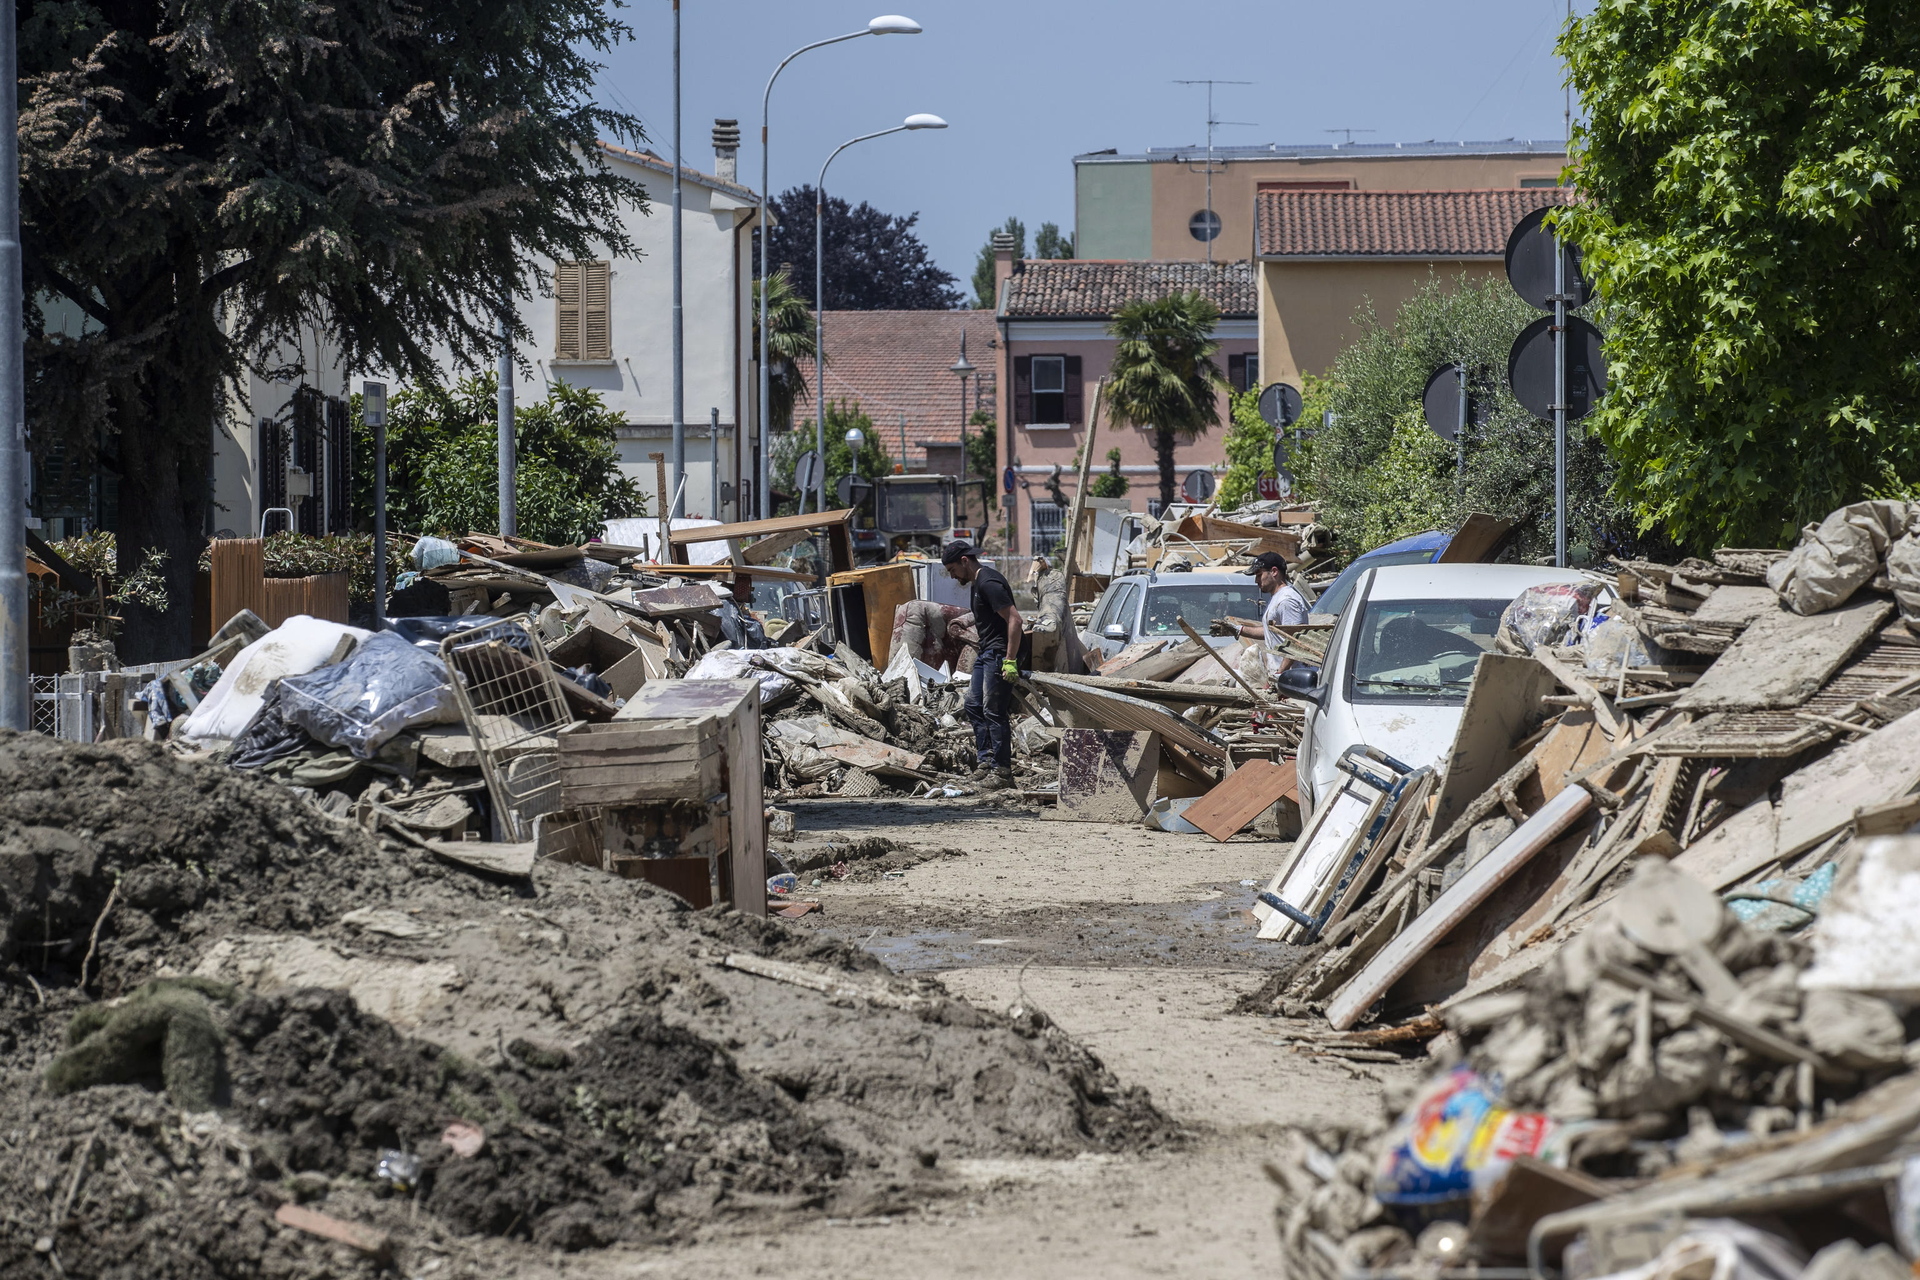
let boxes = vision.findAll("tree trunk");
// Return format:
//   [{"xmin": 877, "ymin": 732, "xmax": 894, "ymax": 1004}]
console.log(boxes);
[
  {"xmin": 1156, "ymin": 426, "xmax": 1177, "ymax": 511},
  {"xmin": 113, "ymin": 397, "xmax": 208, "ymax": 662}
]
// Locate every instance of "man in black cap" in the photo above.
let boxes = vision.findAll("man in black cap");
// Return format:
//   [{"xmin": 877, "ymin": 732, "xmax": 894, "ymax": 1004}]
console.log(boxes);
[
  {"xmin": 942, "ymin": 540, "xmax": 1024, "ymax": 790},
  {"xmin": 1227, "ymin": 551, "xmax": 1309, "ymax": 679}
]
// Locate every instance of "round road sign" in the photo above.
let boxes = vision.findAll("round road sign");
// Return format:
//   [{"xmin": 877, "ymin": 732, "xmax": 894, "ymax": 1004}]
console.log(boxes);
[
  {"xmin": 1257, "ymin": 382, "xmax": 1304, "ymax": 429},
  {"xmin": 1507, "ymin": 314, "xmax": 1608, "ymax": 421},
  {"xmin": 1182, "ymin": 468, "xmax": 1217, "ymax": 503},
  {"xmin": 1505, "ymin": 205, "xmax": 1592, "ymax": 311}
]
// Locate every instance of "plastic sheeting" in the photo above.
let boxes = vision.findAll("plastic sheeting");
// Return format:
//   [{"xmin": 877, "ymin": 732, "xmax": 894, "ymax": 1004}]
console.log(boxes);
[
  {"xmin": 175, "ymin": 616, "xmax": 369, "ymax": 746},
  {"xmin": 685, "ymin": 647, "xmax": 795, "ymax": 703},
  {"xmin": 1767, "ymin": 500, "xmax": 1912, "ymax": 616},
  {"xmin": 1497, "ymin": 581, "xmax": 1603, "ymax": 655},
  {"xmin": 277, "ymin": 630, "xmax": 462, "ymax": 759}
]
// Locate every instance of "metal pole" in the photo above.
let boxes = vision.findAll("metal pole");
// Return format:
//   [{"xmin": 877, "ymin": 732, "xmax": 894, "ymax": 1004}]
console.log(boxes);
[
  {"xmin": 0, "ymin": 0, "xmax": 22, "ymax": 730},
  {"xmin": 670, "ymin": 0, "xmax": 686, "ymax": 519},
  {"xmin": 1553, "ymin": 227, "xmax": 1568, "ymax": 568},
  {"xmin": 366, "ymin": 381, "xmax": 388, "ymax": 628},
  {"xmin": 497, "ymin": 308, "xmax": 515, "ymax": 536},
  {"xmin": 957, "ymin": 374, "xmax": 968, "ymax": 530},
  {"xmin": 709, "ymin": 406, "xmax": 720, "ymax": 520},
  {"xmin": 1455, "ymin": 363, "xmax": 1468, "ymax": 502},
  {"xmin": 815, "ymin": 182, "xmax": 826, "ymax": 514}
]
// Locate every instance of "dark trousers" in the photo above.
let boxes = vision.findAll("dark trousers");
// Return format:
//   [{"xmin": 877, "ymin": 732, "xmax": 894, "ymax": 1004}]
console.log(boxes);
[{"xmin": 966, "ymin": 646, "xmax": 1013, "ymax": 771}]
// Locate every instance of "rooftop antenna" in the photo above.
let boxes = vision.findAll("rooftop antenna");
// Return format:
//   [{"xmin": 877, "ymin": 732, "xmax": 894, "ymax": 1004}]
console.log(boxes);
[
  {"xmin": 1174, "ymin": 79, "xmax": 1253, "ymax": 263},
  {"xmin": 1325, "ymin": 128, "xmax": 1376, "ymax": 145}
]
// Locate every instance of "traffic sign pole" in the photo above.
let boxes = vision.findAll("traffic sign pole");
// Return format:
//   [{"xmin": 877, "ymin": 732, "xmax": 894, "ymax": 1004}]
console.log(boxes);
[{"xmin": 1554, "ymin": 224, "xmax": 1567, "ymax": 568}]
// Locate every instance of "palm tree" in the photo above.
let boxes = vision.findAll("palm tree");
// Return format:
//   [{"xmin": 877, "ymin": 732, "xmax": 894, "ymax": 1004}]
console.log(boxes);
[
  {"xmin": 753, "ymin": 266, "xmax": 818, "ymax": 432},
  {"xmin": 1104, "ymin": 292, "xmax": 1226, "ymax": 509}
]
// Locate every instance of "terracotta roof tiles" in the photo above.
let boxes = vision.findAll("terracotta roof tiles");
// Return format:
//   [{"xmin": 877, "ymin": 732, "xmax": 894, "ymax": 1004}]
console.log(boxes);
[
  {"xmin": 791, "ymin": 310, "xmax": 998, "ymax": 465},
  {"xmin": 1255, "ymin": 187, "xmax": 1572, "ymax": 258},
  {"xmin": 999, "ymin": 259, "xmax": 1255, "ymax": 320}
]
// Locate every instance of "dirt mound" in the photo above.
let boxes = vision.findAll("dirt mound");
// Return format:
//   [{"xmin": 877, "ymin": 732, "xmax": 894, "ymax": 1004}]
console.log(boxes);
[{"xmin": 0, "ymin": 732, "xmax": 1172, "ymax": 1273}]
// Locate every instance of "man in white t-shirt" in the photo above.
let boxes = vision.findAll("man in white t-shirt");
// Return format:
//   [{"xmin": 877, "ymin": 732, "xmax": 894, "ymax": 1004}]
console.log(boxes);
[{"xmin": 1228, "ymin": 551, "xmax": 1310, "ymax": 679}]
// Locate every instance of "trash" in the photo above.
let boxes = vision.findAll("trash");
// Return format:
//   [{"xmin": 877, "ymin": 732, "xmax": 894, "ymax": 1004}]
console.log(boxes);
[
  {"xmin": 1145, "ymin": 796, "xmax": 1205, "ymax": 834},
  {"xmin": 1372, "ymin": 1066, "xmax": 1560, "ymax": 1214},
  {"xmin": 374, "ymin": 1148, "xmax": 422, "ymax": 1192},
  {"xmin": 1497, "ymin": 580, "xmax": 1603, "ymax": 655},
  {"xmin": 411, "ymin": 535, "xmax": 460, "ymax": 570},
  {"xmin": 441, "ymin": 1121, "xmax": 486, "ymax": 1159},
  {"xmin": 277, "ymin": 630, "xmax": 461, "ymax": 758},
  {"xmin": 175, "ymin": 615, "xmax": 368, "ymax": 745},
  {"xmin": 1767, "ymin": 499, "xmax": 1911, "ymax": 616},
  {"xmin": 767, "ymin": 873, "xmax": 798, "ymax": 897}
]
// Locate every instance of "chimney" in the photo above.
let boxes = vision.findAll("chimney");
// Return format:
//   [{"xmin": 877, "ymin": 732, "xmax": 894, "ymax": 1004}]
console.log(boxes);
[
  {"xmin": 991, "ymin": 231, "xmax": 1020, "ymax": 305},
  {"xmin": 712, "ymin": 118, "xmax": 740, "ymax": 182}
]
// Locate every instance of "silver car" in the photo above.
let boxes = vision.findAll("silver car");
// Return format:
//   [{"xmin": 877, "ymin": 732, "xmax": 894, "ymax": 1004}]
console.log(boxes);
[{"xmin": 1079, "ymin": 570, "xmax": 1268, "ymax": 661}]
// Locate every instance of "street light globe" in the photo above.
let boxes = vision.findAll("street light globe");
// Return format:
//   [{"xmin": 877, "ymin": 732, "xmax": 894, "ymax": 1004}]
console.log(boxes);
[
  {"xmin": 868, "ymin": 15, "xmax": 922, "ymax": 34},
  {"xmin": 903, "ymin": 113, "xmax": 948, "ymax": 130},
  {"xmin": 845, "ymin": 427, "xmax": 866, "ymax": 448}
]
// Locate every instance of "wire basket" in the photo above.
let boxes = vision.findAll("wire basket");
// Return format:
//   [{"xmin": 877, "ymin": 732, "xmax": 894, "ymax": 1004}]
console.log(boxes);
[{"xmin": 439, "ymin": 618, "xmax": 602, "ymax": 861}]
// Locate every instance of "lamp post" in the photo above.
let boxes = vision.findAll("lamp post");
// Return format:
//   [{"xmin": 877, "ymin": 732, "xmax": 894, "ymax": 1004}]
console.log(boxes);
[
  {"xmin": 814, "ymin": 113, "xmax": 947, "ymax": 511},
  {"xmin": 949, "ymin": 335, "xmax": 976, "ymax": 532},
  {"xmin": 758, "ymin": 15, "xmax": 922, "ymax": 519}
]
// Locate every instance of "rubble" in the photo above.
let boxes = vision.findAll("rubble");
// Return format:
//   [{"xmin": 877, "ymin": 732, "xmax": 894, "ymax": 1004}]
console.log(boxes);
[{"xmin": 1245, "ymin": 500, "xmax": 1920, "ymax": 1279}]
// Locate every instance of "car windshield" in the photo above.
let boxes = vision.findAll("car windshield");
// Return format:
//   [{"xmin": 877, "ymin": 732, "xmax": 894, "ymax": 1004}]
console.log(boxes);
[
  {"xmin": 1140, "ymin": 583, "xmax": 1265, "ymax": 636},
  {"xmin": 1313, "ymin": 548, "xmax": 1443, "ymax": 619},
  {"xmin": 1347, "ymin": 598, "xmax": 1506, "ymax": 702}
]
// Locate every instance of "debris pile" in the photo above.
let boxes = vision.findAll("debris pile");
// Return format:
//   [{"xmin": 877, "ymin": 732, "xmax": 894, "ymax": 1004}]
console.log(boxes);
[
  {"xmin": 0, "ymin": 730, "xmax": 1169, "ymax": 1274},
  {"xmin": 1252, "ymin": 500, "xmax": 1920, "ymax": 1276}
]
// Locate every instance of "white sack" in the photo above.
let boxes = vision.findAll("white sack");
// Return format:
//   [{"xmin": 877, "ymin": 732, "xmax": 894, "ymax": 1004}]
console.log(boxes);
[
  {"xmin": 175, "ymin": 615, "xmax": 369, "ymax": 746},
  {"xmin": 1766, "ymin": 499, "xmax": 1912, "ymax": 616}
]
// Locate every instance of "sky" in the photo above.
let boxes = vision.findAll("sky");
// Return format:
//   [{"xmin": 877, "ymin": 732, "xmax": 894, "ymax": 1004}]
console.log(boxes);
[{"xmin": 595, "ymin": 1, "xmax": 1577, "ymax": 286}]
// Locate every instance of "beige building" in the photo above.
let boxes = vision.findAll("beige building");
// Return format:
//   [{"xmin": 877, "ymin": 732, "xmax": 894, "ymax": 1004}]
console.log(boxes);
[
  {"xmin": 1075, "ymin": 139, "xmax": 1566, "ymax": 263},
  {"xmin": 1255, "ymin": 186, "xmax": 1571, "ymax": 385}
]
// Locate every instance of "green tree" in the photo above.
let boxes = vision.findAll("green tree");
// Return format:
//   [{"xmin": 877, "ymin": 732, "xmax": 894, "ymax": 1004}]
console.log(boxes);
[
  {"xmin": 355, "ymin": 376, "xmax": 645, "ymax": 545},
  {"xmin": 21, "ymin": 0, "xmax": 643, "ymax": 658},
  {"xmin": 964, "ymin": 408, "xmax": 998, "ymax": 515},
  {"xmin": 772, "ymin": 401, "xmax": 893, "ymax": 516},
  {"xmin": 1089, "ymin": 448, "xmax": 1130, "ymax": 499},
  {"xmin": 1105, "ymin": 293, "xmax": 1227, "ymax": 508},
  {"xmin": 753, "ymin": 267, "xmax": 817, "ymax": 432},
  {"xmin": 1305, "ymin": 277, "xmax": 1629, "ymax": 561},
  {"xmin": 1217, "ymin": 390, "xmax": 1273, "ymax": 509},
  {"xmin": 971, "ymin": 217, "xmax": 1027, "ymax": 309},
  {"xmin": 1558, "ymin": 0, "xmax": 1920, "ymax": 548},
  {"xmin": 1034, "ymin": 222, "xmax": 1075, "ymax": 260}
]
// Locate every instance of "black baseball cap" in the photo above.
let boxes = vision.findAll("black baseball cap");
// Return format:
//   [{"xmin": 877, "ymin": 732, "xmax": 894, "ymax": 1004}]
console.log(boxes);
[
  {"xmin": 1241, "ymin": 551, "xmax": 1290, "ymax": 576},
  {"xmin": 940, "ymin": 539, "xmax": 978, "ymax": 565}
]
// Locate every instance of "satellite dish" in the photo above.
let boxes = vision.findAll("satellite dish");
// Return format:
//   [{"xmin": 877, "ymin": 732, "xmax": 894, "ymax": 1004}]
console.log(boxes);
[
  {"xmin": 1182, "ymin": 468, "xmax": 1217, "ymax": 503},
  {"xmin": 1507, "ymin": 315, "xmax": 1608, "ymax": 421},
  {"xmin": 1257, "ymin": 382, "xmax": 1303, "ymax": 428},
  {"xmin": 793, "ymin": 450, "xmax": 822, "ymax": 495},
  {"xmin": 1505, "ymin": 205, "xmax": 1591, "ymax": 311},
  {"xmin": 1422, "ymin": 363, "xmax": 1466, "ymax": 442}
]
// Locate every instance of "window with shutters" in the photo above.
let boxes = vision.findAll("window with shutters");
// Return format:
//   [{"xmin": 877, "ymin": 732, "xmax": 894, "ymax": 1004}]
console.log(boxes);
[
  {"xmin": 1017, "ymin": 354, "xmax": 1084, "ymax": 426},
  {"xmin": 1227, "ymin": 353, "xmax": 1260, "ymax": 393},
  {"xmin": 554, "ymin": 260, "xmax": 613, "ymax": 360}
]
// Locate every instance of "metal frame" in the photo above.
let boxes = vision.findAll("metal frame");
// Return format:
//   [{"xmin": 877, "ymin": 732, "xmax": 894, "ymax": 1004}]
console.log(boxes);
[{"xmin": 1256, "ymin": 744, "xmax": 1416, "ymax": 942}]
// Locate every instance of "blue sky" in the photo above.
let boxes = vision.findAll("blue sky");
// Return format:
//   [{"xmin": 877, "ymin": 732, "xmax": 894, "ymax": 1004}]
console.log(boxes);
[{"xmin": 595, "ymin": 1, "xmax": 1576, "ymax": 286}]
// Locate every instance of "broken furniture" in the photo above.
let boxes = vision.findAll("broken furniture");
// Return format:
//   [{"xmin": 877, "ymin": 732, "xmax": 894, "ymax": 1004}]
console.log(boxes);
[
  {"xmin": 558, "ymin": 677, "xmax": 766, "ymax": 917},
  {"xmin": 827, "ymin": 561, "xmax": 917, "ymax": 667},
  {"xmin": 1254, "ymin": 746, "xmax": 1421, "ymax": 945}
]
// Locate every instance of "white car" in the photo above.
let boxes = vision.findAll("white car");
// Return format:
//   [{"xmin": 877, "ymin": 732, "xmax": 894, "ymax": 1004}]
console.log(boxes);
[{"xmin": 1287, "ymin": 563, "xmax": 1591, "ymax": 813}]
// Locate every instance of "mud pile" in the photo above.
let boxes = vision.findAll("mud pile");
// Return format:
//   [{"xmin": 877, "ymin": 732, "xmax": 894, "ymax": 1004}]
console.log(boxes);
[{"xmin": 0, "ymin": 732, "xmax": 1169, "ymax": 1274}]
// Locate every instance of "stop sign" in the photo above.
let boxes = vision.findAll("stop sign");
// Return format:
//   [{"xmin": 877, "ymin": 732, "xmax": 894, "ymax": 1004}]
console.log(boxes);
[{"xmin": 1256, "ymin": 475, "xmax": 1284, "ymax": 500}]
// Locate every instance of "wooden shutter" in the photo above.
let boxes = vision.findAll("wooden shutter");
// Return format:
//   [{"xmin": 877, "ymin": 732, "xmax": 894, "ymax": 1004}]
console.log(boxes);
[
  {"xmin": 1064, "ymin": 356, "xmax": 1084, "ymax": 424},
  {"xmin": 554, "ymin": 261, "xmax": 582, "ymax": 360},
  {"xmin": 1013, "ymin": 356, "xmax": 1032, "ymax": 425},
  {"xmin": 583, "ymin": 261, "xmax": 612, "ymax": 359},
  {"xmin": 1228, "ymin": 354, "xmax": 1247, "ymax": 392}
]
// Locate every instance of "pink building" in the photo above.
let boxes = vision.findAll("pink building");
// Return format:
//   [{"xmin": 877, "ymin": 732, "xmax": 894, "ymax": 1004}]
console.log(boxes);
[{"xmin": 990, "ymin": 251, "xmax": 1258, "ymax": 556}]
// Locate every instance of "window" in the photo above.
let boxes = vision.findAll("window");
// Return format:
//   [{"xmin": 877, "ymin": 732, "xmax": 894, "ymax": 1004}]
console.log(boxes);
[
  {"xmin": 1227, "ymin": 353, "xmax": 1260, "ymax": 393},
  {"xmin": 1029, "ymin": 499, "xmax": 1066, "ymax": 556},
  {"xmin": 1188, "ymin": 209, "xmax": 1222, "ymax": 242},
  {"xmin": 554, "ymin": 260, "xmax": 612, "ymax": 360},
  {"xmin": 1031, "ymin": 356, "xmax": 1066, "ymax": 423},
  {"xmin": 1139, "ymin": 584, "xmax": 1263, "ymax": 636},
  {"xmin": 1014, "ymin": 355, "xmax": 1083, "ymax": 426},
  {"xmin": 1257, "ymin": 180, "xmax": 1353, "ymax": 191},
  {"xmin": 1346, "ymin": 598, "xmax": 1506, "ymax": 703},
  {"xmin": 1520, "ymin": 177, "xmax": 1567, "ymax": 188},
  {"xmin": 1095, "ymin": 581, "xmax": 1140, "ymax": 636}
]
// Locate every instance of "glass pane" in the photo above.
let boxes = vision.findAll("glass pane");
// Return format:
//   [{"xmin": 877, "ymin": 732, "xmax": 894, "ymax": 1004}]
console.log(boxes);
[
  {"xmin": 1348, "ymin": 598, "xmax": 1506, "ymax": 703},
  {"xmin": 1139, "ymin": 583, "xmax": 1262, "ymax": 636},
  {"xmin": 1312, "ymin": 549, "xmax": 1443, "ymax": 618},
  {"xmin": 877, "ymin": 483, "xmax": 952, "ymax": 533},
  {"xmin": 1031, "ymin": 356, "xmax": 1065, "ymax": 394}
]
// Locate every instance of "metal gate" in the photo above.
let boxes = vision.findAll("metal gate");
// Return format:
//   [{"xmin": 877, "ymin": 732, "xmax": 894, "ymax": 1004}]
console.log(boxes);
[{"xmin": 1029, "ymin": 500, "xmax": 1065, "ymax": 557}]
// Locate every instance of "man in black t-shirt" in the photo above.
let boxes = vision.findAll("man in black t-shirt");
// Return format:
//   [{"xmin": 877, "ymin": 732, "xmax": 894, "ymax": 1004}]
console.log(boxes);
[{"xmin": 942, "ymin": 540, "xmax": 1024, "ymax": 790}]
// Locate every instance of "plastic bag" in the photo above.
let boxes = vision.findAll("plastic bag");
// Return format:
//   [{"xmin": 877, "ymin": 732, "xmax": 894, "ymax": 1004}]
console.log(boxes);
[
  {"xmin": 1373, "ymin": 1066, "xmax": 1559, "ymax": 1209},
  {"xmin": 686, "ymin": 647, "xmax": 794, "ymax": 703},
  {"xmin": 277, "ymin": 631, "xmax": 461, "ymax": 759},
  {"xmin": 551, "ymin": 556, "xmax": 616, "ymax": 592},
  {"xmin": 228, "ymin": 681, "xmax": 315, "ymax": 770},
  {"xmin": 1767, "ymin": 500, "xmax": 1912, "ymax": 616},
  {"xmin": 411, "ymin": 536, "xmax": 459, "ymax": 570},
  {"xmin": 176, "ymin": 616, "xmax": 368, "ymax": 746},
  {"xmin": 1582, "ymin": 615, "xmax": 1666, "ymax": 677},
  {"xmin": 388, "ymin": 615, "xmax": 527, "ymax": 655},
  {"xmin": 1496, "ymin": 582, "xmax": 1602, "ymax": 655}
]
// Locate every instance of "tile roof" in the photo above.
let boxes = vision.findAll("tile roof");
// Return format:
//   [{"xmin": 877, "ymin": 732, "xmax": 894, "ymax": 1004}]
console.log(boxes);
[
  {"xmin": 1255, "ymin": 187, "xmax": 1572, "ymax": 258},
  {"xmin": 1078, "ymin": 139, "xmax": 1568, "ymax": 164},
  {"xmin": 790, "ymin": 310, "xmax": 999, "ymax": 466},
  {"xmin": 595, "ymin": 141, "xmax": 758, "ymax": 201},
  {"xmin": 999, "ymin": 260, "xmax": 1256, "ymax": 320}
]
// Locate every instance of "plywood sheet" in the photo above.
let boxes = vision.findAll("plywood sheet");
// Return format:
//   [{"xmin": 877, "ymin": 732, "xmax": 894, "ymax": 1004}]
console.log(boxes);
[
  {"xmin": 1185, "ymin": 760, "xmax": 1298, "ymax": 842},
  {"xmin": 1057, "ymin": 729, "xmax": 1160, "ymax": 824},
  {"xmin": 1427, "ymin": 654, "xmax": 1558, "ymax": 837},
  {"xmin": 1676, "ymin": 596, "xmax": 1892, "ymax": 712}
]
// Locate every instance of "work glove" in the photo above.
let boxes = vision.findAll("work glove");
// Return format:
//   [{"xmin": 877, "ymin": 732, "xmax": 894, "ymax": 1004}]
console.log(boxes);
[
  {"xmin": 1000, "ymin": 658, "xmax": 1019, "ymax": 682},
  {"xmin": 1209, "ymin": 618, "xmax": 1235, "ymax": 637}
]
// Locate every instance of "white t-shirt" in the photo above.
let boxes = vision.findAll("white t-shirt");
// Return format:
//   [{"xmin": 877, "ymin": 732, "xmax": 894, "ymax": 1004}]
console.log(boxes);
[{"xmin": 1263, "ymin": 583, "xmax": 1311, "ymax": 675}]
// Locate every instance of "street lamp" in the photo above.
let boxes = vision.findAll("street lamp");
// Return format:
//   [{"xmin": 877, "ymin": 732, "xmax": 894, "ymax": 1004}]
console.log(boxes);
[
  {"xmin": 758, "ymin": 16, "xmax": 923, "ymax": 520},
  {"xmin": 813, "ymin": 113, "xmax": 947, "ymax": 512},
  {"xmin": 949, "ymin": 334, "xmax": 976, "ymax": 531}
]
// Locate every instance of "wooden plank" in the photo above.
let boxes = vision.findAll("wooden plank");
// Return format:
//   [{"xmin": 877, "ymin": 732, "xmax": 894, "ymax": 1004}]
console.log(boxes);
[
  {"xmin": 273, "ymin": 1205, "xmax": 392, "ymax": 1262},
  {"xmin": 1326, "ymin": 784, "xmax": 1592, "ymax": 1030},
  {"xmin": 1030, "ymin": 672, "xmax": 1230, "ymax": 764},
  {"xmin": 1427, "ymin": 653, "xmax": 1558, "ymax": 837},
  {"xmin": 1185, "ymin": 760, "xmax": 1297, "ymax": 842},
  {"xmin": 1677, "ymin": 595, "xmax": 1892, "ymax": 712},
  {"xmin": 668, "ymin": 508, "xmax": 855, "ymax": 547},
  {"xmin": 1687, "ymin": 584, "xmax": 1776, "ymax": 629},
  {"xmin": 721, "ymin": 680, "xmax": 766, "ymax": 917},
  {"xmin": 428, "ymin": 839, "xmax": 536, "ymax": 877},
  {"xmin": 1533, "ymin": 647, "xmax": 1627, "ymax": 739},
  {"xmin": 1435, "ymin": 512, "xmax": 1516, "ymax": 564}
]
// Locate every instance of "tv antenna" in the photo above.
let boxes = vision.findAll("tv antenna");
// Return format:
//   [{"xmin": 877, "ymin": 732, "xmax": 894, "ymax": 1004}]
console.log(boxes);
[
  {"xmin": 1325, "ymin": 128, "xmax": 1376, "ymax": 145},
  {"xmin": 1174, "ymin": 79, "xmax": 1254, "ymax": 263}
]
